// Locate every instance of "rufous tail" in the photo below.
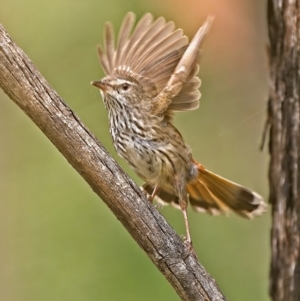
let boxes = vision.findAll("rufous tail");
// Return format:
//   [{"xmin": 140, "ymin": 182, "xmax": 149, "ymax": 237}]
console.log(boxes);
[
  {"xmin": 187, "ymin": 163, "xmax": 267, "ymax": 218},
  {"xmin": 142, "ymin": 162, "xmax": 267, "ymax": 218}
]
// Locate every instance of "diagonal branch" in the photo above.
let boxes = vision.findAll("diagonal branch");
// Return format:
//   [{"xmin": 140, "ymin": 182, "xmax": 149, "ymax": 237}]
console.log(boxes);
[{"xmin": 0, "ymin": 23, "xmax": 226, "ymax": 301}]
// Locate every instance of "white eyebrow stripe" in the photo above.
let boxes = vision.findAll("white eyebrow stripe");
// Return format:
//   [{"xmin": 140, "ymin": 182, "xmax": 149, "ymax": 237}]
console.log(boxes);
[{"xmin": 110, "ymin": 79, "xmax": 133, "ymax": 86}]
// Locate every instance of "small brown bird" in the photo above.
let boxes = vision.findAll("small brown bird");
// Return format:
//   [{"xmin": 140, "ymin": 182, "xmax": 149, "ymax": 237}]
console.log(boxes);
[{"xmin": 92, "ymin": 12, "xmax": 267, "ymax": 248}]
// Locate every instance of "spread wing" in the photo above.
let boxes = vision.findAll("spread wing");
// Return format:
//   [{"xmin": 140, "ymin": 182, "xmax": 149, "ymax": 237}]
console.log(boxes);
[{"xmin": 97, "ymin": 12, "xmax": 213, "ymax": 115}]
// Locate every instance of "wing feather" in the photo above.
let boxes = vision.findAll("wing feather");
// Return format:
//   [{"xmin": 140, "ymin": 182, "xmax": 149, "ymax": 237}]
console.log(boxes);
[
  {"xmin": 129, "ymin": 17, "xmax": 167, "ymax": 67},
  {"xmin": 122, "ymin": 13, "xmax": 153, "ymax": 65},
  {"xmin": 157, "ymin": 17, "xmax": 213, "ymax": 103},
  {"xmin": 132, "ymin": 21, "xmax": 175, "ymax": 71},
  {"xmin": 136, "ymin": 30, "xmax": 187, "ymax": 73},
  {"xmin": 104, "ymin": 23, "xmax": 115, "ymax": 73},
  {"xmin": 97, "ymin": 45, "xmax": 110, "ymax": 75},
  {"xmin": 115, "ymin": 12, "xmax": 136, "ymax": 67}
]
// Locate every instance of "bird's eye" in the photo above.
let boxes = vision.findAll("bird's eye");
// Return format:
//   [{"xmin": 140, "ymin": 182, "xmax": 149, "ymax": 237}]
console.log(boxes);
[{"xmin": 122, "ymin": 83, "xmax": 129, "ymax": 91}]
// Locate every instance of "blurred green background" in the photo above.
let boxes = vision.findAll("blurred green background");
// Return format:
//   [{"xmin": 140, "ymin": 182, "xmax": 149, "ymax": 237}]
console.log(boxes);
[{"xmin": 1, "ymin": 0, "xmax": 270, "ymax": 300}]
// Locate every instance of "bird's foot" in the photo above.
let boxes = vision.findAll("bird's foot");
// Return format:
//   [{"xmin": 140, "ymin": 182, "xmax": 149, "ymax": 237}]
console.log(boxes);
[{"xmin": 182, "ymin": 236, "xmax": 198, "ymax": 259}]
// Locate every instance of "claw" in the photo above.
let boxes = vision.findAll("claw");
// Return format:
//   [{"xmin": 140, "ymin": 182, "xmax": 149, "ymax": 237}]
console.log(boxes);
[{"xmin": 182, "ymin": 238, "xmax": 198, "ymax": 259}]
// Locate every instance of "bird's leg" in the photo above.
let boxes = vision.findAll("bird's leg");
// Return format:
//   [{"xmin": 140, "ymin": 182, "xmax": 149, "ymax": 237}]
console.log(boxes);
[
  {"xmin": 179, "ymin": 197, "xmax": 192, "ymax": 245},
  {"xmin": 182, "ymin": 206, "xmax": 192, "ymax": 245},
  {"xmin": 175, "ymin": 178, "xmax": 192, "ymax": 245},
  {"xmin": 180, "ymin": 200, "xmax": 197, "ymax": 258},
  {"xmin": 148, "ymin": 185, "xmax": 159, "ymax": 203},
  {"xmin": 176, "ymin": 177, "xmax": 197, "ymax": 257}
]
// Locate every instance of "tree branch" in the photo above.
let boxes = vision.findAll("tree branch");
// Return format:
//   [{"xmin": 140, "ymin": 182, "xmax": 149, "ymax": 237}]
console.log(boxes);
[
  {"xmin": 0, "ymin": 24, "xmax": 226, "ymax": 301},
  {"xmin": 267, "ymin": 1, "xmax": 300, "ymax": 300}
]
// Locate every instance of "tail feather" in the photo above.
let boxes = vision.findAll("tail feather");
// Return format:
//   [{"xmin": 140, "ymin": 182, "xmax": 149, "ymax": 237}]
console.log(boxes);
[
  {"xmin": 187, "ymin": 179, "xmax": 231, "ymax": 215},
  {"xmin": 189, "ymin": 167, "xmax": 267, "ymax": 218},
  {"xmin": 142, "ymin": 163, "xmax": 267, "ymax": 218}
]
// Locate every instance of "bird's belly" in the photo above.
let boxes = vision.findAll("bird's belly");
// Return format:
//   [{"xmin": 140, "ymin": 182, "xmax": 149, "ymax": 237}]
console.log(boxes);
[
  {"xmin": 114, "ymin": 136, "xmax": 190, "ymax": 188},
  {"xmin": 118, "ymin": 140, "xmax": 162, "ymax": 181}
]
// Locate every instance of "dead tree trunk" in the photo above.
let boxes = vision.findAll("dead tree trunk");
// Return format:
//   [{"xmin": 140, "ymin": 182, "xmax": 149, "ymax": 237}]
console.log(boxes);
[{"xmin": 268, "ymin": 1, "xmax": 300, "ymax": 300}]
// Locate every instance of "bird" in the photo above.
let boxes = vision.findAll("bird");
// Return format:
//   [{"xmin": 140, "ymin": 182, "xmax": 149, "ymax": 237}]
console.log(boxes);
[{"xmin": 91, "ymin": 12, "xmax": 267, "ymax": 249}]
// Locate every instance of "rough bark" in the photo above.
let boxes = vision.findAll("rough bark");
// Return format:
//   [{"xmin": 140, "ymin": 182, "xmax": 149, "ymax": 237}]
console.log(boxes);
[
  {"xmin": 0, "ymin": 24, "xmax": 226, "ymax": 301},
  {"xmin": 268, "ymin": 1, "xmax": 300, "ymax": 300}
]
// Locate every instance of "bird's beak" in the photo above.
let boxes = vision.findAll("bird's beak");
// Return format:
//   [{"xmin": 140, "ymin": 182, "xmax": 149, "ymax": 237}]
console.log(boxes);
[{"xmin": 91, "ymin": 80, "xmax": 107, "ymax": 91}]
